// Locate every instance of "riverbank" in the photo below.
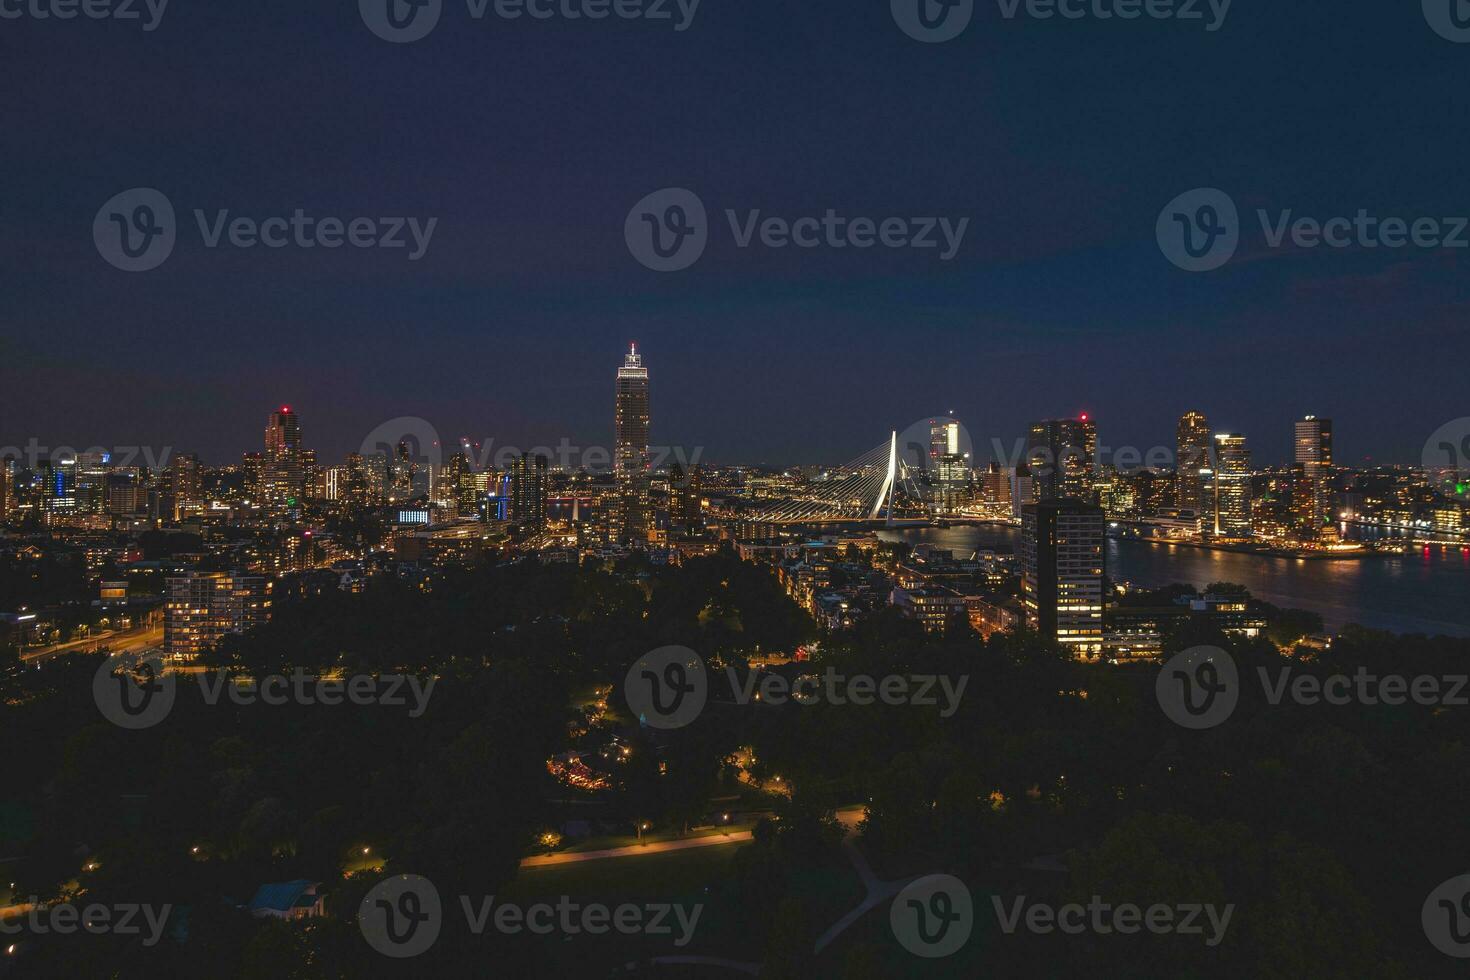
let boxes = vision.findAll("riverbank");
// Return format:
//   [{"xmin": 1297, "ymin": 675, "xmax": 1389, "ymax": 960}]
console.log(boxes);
[
  {"xmin": 1120, "ymin": 534, "xmax": 1388, "ymax": 561},
  {"xmin": 877, "ymin": 525, "xmax": 1470, "ymax": 637}
]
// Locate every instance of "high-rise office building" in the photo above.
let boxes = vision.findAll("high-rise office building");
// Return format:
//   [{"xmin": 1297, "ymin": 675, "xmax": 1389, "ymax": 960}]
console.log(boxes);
[
  {"xmin": 1021, "ymin": 498, "xmax": 1105, "ymax": 657},
  {"xmin": 263, "ymin": 407, "xmax": 304, "ymax": 506},
  {"xmin": 242, "ymin": 452, "xmax": 264, "ymax": 502},
  {"xmin": 1210, "ymin": 433, "xmax": 1252, "ymax": 538},
  {"xmin": 1294, "ymin": 416, "xmax": 1334, "ymax": 532},
  {"xmin": 1294, "ymin": 416, "xmax": 1333, "ymax": 470},
  {"xmin": 265, "ymin": 406, "xmax": 301, "ymax": 458},
  {"xmin": 509, "ymin": 453, "xmax": 548, "ymax": 530},
  {"xmin": 1027, "ymin": 418, "xmax": 1092, "ymax": 501},
  {"xmin": 75, "ymin": 452, "xmax": 111, "ymax": 515},
  {"xmin": 982, "ymin": 462, "xmax": 1011, "ymax": 515},
  {"xmin": 614, "ymin": 343, "xmax": 651, "ymax": 544},
  {"xmin": 1176, "ymin": 410, "xmax": 1211, "ymax": 521},
  {"xmin": 168, "ymin": 452, "xmax": 202, "ymax": 520},
  {"xmin": 106, "ymin": 469, "xmax": 143, "ymax": 516},
  {"xmin": 1009, "ymin": 463, "xmax": 1034, "ymax": 518},
  {"xmin": 926, "ymin": 418, "xmax": 968, "ymax": 513},
  {"xmin": 164, "ymin": 571, "xmax": 273, "ymax": 659},
  {"xmin": 0, "ymin": 457, "xmax": 11, "ymax": 523},
  {"xmin": 43, "ymin": 454, "xmax": 78, "ymax": 517},
  {"xmin": 341, "ymin": 452, "xmax": 369, "ymax": 506}
]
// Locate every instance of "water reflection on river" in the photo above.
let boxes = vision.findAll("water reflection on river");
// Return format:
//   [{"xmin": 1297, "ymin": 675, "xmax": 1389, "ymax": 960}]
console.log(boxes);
[{"xmin": 877, "ymin": 525, "xmax": 1470, "ymax": 638}]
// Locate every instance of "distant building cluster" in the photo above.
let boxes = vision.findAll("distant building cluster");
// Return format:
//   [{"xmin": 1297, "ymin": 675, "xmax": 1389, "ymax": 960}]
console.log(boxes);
[{"xmin": 1, "ymin": 353, "xmax": 1465, "ymax": 663}]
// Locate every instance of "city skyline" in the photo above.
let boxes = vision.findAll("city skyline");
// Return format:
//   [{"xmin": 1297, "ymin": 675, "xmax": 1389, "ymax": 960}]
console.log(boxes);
[
  {"xmin": 7, "ymin": 3, "xmax": 1470, "ymax": 976},
  {"xmin": 0, "ymin": 345, "xmax": 1446, "ymax": 471}
]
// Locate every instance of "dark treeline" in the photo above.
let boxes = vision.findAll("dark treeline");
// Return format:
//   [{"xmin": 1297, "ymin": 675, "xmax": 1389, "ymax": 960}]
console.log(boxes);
[{"xmin": 1, "ymin": 552, "xmax": 1466, "ymax": 976}]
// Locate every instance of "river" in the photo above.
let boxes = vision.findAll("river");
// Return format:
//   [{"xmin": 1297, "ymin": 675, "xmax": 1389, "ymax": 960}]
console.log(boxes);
[{"xmin": 877, "ymin": 525, "xmax": 1470, "ymax": 638}]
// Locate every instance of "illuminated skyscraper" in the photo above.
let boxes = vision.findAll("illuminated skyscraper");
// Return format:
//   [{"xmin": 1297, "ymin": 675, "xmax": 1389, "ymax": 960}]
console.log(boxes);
[
  {"xmin": 1294, "ymin": 416, "xmax": 1333, "ymax": 470},
  {"xmin": 1027, "ymin": 418, "xmax": 1091, "ymax": 500},
  {"xmin": 0, "ymin": 456, "xmax": 11, "ymax": 523},
  {"xmin": 509, "ymin": 453, "xmax": 549, "ymax": 530},
  {"xmin": 1175, "ymin": 410, "xmax": 1211, "ymax": 521},
  {"xmin": 168, "ymin": 452, "xmax": 202, "ymax": 521},
  {"xmin": 1294, "ymin": 415, "xmax": 1334, "ymax": 532},
  {"xmin": 1210, "ymin": 433, "xmax": 1252, "ymax": 538},
  {"xmin": 263, "ymin": 407, "xmax": 304, "ymax": 507},
  {"xmin": 1021, "ymin": 498, "xmax": 1105, "ymax": 657},
  {"xmin": 927, "ymin": 418, "xmax": 968, "ymax": 514},
  {"xmin": 614, "ymin": 344, "xmax": 651, "ymax": 544}
]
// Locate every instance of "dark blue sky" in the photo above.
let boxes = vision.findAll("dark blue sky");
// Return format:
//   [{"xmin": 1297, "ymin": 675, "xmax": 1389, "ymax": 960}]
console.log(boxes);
[{"xmin": 4, "ymin": 0, "xmax": 1467, "ymax": 467}]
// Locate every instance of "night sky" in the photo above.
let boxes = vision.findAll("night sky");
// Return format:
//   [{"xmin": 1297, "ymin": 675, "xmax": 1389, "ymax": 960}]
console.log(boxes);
[{"xmin": 4, "ymin": 0, "xmax": 1468, "ymax": 467}]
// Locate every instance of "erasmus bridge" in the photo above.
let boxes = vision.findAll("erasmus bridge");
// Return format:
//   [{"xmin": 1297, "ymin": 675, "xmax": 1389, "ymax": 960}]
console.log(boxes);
[{"xmin": 742, "ymin": 431, "xmax": 941, "ymax": 526}]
